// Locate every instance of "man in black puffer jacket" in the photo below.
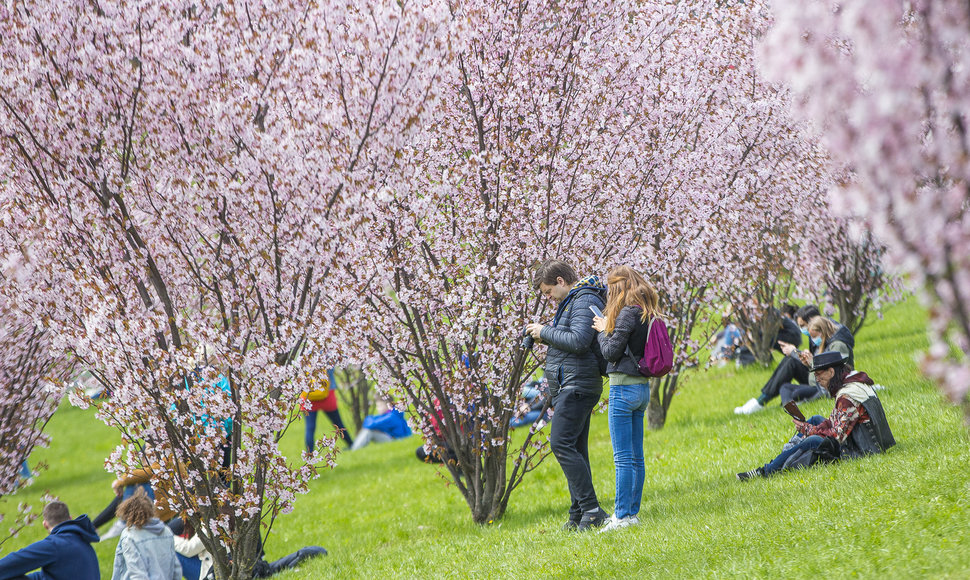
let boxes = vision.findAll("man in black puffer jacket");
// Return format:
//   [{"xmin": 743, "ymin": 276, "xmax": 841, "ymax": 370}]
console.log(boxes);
[{"xmin": 526, "ymin": 259, "xmax": 608, "ymax": 531}]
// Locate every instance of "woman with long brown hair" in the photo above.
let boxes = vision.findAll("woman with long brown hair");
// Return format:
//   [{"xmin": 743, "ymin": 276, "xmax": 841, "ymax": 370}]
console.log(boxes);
[{"xmin": 592, "ymin": 265, "xmax": 662, "ymax": 532}]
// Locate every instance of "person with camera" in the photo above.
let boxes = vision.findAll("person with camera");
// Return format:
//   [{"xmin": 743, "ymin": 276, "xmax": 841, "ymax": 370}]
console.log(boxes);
[
  {"xmin": 525, "ymin": 259, "xmax": 608, "ymax": 531},
  {"xmin": 591, "ymin": 266, "xmax": 660, "ymax": 532}
]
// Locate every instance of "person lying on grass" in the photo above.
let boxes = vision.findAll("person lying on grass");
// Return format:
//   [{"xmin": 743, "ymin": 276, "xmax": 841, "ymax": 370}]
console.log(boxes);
[{"xmin": 737, "ymin": 351, "xmax": 895, "ymax": 480}]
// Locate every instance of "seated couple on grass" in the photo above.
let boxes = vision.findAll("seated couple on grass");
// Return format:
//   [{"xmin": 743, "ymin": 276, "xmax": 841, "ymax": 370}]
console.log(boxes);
[
  {"xmin": 737, "ymin": 351, "xmax": 896, "ymax": 480},
  {"xmin": 735, "ymin": 305, "xmax": 856, "ymax": 414}
]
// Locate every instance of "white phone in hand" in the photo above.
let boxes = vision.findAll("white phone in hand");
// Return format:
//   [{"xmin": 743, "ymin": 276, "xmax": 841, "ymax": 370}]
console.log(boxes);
[{"xmin": 590, "ymin": 305, "xmax": 603, "ymax": 318}]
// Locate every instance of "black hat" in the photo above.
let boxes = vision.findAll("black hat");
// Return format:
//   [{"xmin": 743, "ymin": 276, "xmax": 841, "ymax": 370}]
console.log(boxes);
[{"xmin": 811, "ymin": 351, "xmax": 847, "ymax": 372}]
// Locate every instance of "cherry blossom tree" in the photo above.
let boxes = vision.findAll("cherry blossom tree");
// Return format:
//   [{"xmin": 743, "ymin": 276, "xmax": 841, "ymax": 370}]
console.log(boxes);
[
  {"xmin": 0, "ymin": 1, "xmax": 450, "ymax": 577},
  {"xmin": 342, "ymin": 2, "xmax": 841, "ymax": 519},
  {"xmin": 0, "ymin": 276, "xmax": 72, "ymax": 545},
  {"xmin": 761, "ymin": 0, "xmax": 970, "ymax": 420},
  {"xmin": 798, "ymin": 215, "xmax": 902, "ymax": 336},
  {"xmin": 342, "ymin": 0, "xmax": 642, "ymax": 524}
]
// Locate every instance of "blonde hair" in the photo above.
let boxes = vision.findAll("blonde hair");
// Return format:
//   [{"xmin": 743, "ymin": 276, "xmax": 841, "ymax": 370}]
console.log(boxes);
[
  {"xmin": 603, "ymin": 266, "xmax": 661, "ymax": 334},
  {"xmin": 807, "ymin": 316, "xmax": 837, "ymax": 350}
]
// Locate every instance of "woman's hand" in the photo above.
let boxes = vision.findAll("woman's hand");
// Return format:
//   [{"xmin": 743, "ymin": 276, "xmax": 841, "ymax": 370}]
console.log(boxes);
[
  {"xmin": 793, "ymin": 419, "xmax": 810, "ymax": 434},
  {"xmin": 591, "ymin": 315, "xmax": 606, "ymax": 333}
]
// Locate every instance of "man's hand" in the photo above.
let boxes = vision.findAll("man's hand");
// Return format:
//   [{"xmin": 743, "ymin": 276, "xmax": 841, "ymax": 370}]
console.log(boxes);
[
  {"xmin": 778, "ymin": 341, "xmax": 796, "ymax": 356},
  {"xmin": 525, "ymin": 323, "xmax": 544, "ymax": 341},
  {"xmin": 592, "ymin": 315, "xmax": 606, "ymax": 333}
]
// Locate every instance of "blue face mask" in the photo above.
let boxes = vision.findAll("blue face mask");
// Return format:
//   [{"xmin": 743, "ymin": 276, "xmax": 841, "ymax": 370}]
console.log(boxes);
[
  {"xmin": 811, "ymin": 336, "xmax": 822, "ymax": 346},
  {"xmin": 799, "ymin": 326, "xmax": 809, "ymax": 336}
]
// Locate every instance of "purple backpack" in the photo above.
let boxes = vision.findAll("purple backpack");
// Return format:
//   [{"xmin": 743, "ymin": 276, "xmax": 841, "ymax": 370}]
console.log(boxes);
[{"xmin": 637, "ymin": 318, "xmax": 674, "ymax": 377}]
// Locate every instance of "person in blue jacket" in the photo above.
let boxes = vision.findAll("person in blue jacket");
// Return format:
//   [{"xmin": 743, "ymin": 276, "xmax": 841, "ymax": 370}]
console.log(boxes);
[
  {"xmin": 0, "ymin": 500, "xmax": 100, "ymax": 580},
  {"xmin": 350, "ymin": 397, "xmax": 412, "ymax": 451}
]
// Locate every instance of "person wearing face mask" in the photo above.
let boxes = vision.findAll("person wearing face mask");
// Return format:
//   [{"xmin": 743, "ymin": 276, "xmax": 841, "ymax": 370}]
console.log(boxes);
[
  {"xmin": 736, "ymin": 351, "xmax": 894, "ymax": 480},
  {"xmin": 735, "ymin": 304, "xmax": 825, "ymax": 414},
  {"xmin": 778, "ymin": 316, "xmax": 854, "ymax": 405}
]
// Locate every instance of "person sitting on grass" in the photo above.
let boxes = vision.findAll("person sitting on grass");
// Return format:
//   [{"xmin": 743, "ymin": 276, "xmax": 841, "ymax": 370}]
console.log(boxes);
[
  {"xmin": 111, "ymin": 487, "xmax": 181, "ymax": 580},
  {"xmin": 735, "ymin": 305, "xmax": 855, "ymax": 414},
  {"xmin": 0, "ymin": 500, "xmax": 100, "ymax": 580},
  {"xmin": 737, "ymin": 351, "xmax": 895, "ymax": 480},
  {"xmin": 778, "ymin": 315, "xmax": 854, "ymax": 406},
  {"xmin": 173, "ymin": 519, "xmax": 326, "ymax": 580},
  {"xmin": 509, "ymin": 380, "xmax": 551, "ymax": 430},
  {"xmin": 351, "ymin": 396, "xmax": 412, "ymax": 451}
]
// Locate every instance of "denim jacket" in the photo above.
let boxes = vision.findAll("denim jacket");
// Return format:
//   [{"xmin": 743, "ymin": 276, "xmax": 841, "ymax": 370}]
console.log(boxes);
[{"xmin": 111, "ymin": 518, "xmax": 181, "ymax": 580}]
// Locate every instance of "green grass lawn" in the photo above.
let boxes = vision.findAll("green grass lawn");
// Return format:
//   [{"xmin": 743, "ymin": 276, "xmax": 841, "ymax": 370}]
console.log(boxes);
[{"xmin": 3, "ymin": 296, "xmax": 969, "ymax": 579}]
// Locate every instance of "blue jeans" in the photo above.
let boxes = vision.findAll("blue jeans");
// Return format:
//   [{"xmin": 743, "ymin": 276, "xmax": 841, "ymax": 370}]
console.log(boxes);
[
  {"xmin": 763, "ymin": 415, "xmax": 826, "ymax": 475},
  {"xmin": 608, "ymin": 383, "xmax": 650, "ymax": 519},
  {"xmin": 176, "ymin": 553, "xmax": 202, "ymax": 580}
]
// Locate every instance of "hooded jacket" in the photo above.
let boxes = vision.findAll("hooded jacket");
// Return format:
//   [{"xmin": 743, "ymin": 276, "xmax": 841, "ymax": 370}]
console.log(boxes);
[
  {"xmin": 0, "ymin": 515, "xmax": 100, "ymax": 580},
  {"xmin": 111, "ymin": 518, "xmax": 181, "ymax": 580},
  {"xmin": 538, "ymin": 276, "xmax": 607, "ymax": 397}
]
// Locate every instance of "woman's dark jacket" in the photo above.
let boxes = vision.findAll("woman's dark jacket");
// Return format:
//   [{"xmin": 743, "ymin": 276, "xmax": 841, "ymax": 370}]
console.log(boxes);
[
  {"xmin": 597, "ymin": 305, "xmax": 650, "ymax": 377},
  {"xmin": 539, "ymin": 283, "xmax": 607, "ymax": 397}
]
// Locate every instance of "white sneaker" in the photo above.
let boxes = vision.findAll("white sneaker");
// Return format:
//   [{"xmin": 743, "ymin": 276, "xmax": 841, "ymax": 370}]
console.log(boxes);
[
  {"xmin": 99, "ymin": 520, "xmax": 126, "ymax": 541},
  {"xmin": 599, "ymin": 514, "xmax": 640, "ymax": 533},
  {"xmin": 734, "ymin": 398, "xmax": 764, "ymax": 415}
]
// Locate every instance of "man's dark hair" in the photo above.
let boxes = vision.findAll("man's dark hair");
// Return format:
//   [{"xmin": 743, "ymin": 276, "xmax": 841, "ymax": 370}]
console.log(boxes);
[
  {"xmin": 795, "ymin": 304, "xmax": 820, "ymax": 324},
  {"xmin": 532, "ymin": 259, "xmax": 577, "ymax": 290},
  {"xmin": 42, "ymin": 501, "xmax": 71, "ymax": 528},
  {"xmin": 781, "ymin": 303, "xmax": 798, "ymax": 318}
]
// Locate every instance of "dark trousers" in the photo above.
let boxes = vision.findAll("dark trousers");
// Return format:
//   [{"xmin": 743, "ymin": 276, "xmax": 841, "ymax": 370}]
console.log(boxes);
[
  {"xmin": 304, "ymin": 409, "xmax": 354, "ymax": 450},
  {"xmin": 780, "ymin": 383, "xmax": 824, "ymax": 405},
  {"xmin": 549, "ymin": 388, "xmax": 601, "ymax": 519},
  {"xmin": 760, "ymin": 356, "xmax": 809, "ymax": 403},
  {"xmin": 252, "ymin": 547, "xmax": 327, "ymax": 578}
]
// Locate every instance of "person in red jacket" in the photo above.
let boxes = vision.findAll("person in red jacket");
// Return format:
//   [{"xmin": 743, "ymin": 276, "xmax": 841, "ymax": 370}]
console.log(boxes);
[{"xmin": 303, "ymin": 368, "xmax": 353, "ymax": 451}]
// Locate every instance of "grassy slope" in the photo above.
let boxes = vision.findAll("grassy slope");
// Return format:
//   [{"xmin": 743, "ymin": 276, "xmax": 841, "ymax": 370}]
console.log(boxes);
[{"xmin": 3, "ymin": 297, "xmax": 969, "ymax": 579}]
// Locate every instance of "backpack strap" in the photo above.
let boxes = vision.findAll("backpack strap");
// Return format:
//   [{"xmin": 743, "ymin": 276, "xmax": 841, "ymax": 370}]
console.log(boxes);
[{"xmin": 625, "ymin": 317, "xmax": 655, "ymax": 360}]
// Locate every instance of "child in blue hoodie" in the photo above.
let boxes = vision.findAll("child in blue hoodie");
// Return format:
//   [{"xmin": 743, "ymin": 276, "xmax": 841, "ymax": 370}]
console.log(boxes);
[{"xmin": 0, "ymin": 500, "xmax": 100, "ymax": 580}]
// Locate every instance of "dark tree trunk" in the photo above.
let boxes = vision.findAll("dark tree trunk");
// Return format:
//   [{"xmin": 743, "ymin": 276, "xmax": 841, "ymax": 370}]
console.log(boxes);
[
  {"xmin": 335, "ymin": 367, "xmax": 372, "ymax": 433},
  {"xmin": 647, "ymin": 373, "xmax": 678, "ymax": 430}
]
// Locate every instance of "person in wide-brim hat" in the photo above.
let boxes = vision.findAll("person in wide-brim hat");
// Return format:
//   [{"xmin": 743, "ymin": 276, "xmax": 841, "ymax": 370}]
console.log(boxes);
[{"xmin": 736, "ymin": 351, "xmax": 896, "ymax": 480}]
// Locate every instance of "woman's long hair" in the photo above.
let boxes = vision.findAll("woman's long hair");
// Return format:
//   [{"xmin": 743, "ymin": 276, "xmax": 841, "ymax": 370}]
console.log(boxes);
[
  {"xmin": 808, "ymin": 316, "xmax": 837, "ymax": 350},
  {"xmin": 117, "ymin": 486, "xmax": 154, "ymax": 529},
  {"xmin": 603, "ymin": 266, "xmax": 661, "ymax": 334}
]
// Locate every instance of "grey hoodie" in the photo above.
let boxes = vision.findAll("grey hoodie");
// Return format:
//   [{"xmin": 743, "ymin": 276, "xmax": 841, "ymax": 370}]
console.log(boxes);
[{"xmin": 111, "ymin": 518, "xmax": 181, "ymax": 580}]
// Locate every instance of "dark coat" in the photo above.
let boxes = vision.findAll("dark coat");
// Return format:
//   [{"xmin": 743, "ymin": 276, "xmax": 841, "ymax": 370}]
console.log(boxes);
[
  {"xmin": 842, "ymin": 394, "xmax": 896, "ymax": 458},
  {"xmin": 597, "ymin": 305, "xmax": 650, "ymax": 377},
  {"xmin": 775, "ymin": 317, "xmax": 803, "ymax": 350},
  {"xmin": 0, "ymin": 515, "xmax": 100, "ymax": 580},
  {"xmin": 830, "ymin": 324, "xmax": 856, "ymax": 367},
  {"xmin": 540, "ymin": 285, "xmax": 607, "ymax": 396}
]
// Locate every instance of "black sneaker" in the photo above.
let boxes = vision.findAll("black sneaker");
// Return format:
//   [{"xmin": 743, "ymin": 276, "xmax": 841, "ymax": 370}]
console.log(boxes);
[
  {"xmin": 562, "ymin": 519, "xmax": 579, "ymax": 531},
  {"xmin": 577, "ymin": 507, "xmax": 609, "ymax": 531},
  {"xmin": 736, "ymin": 467, "xmax": 765, "ymax": 481}
]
